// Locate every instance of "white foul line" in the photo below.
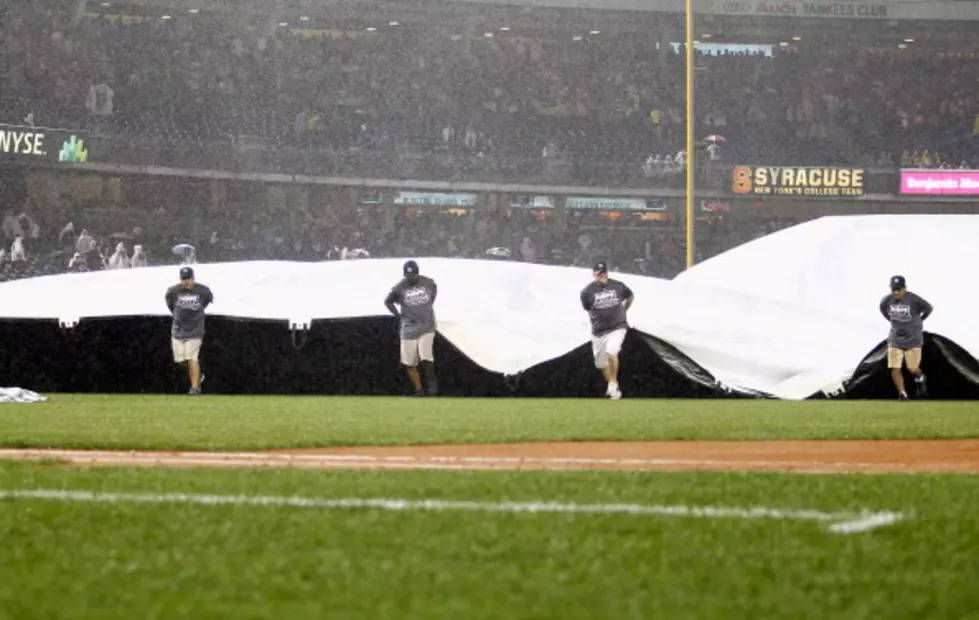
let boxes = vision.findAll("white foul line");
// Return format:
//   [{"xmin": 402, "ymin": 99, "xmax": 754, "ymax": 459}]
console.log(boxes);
[{"xmin": 0, "ymin": 489, "xmax": 905, "ymax": 535}]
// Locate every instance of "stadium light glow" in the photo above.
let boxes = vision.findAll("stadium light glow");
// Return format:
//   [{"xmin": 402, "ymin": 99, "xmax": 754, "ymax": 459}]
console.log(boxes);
[
  {"xmin": 278, "ymin": 22, "xmax": 288, "ymax": 27},
  {"xmin": 484, "ymin": 32, "xmax": 494, "ymax": 38},
  {"xmin": 898, "ymin": 43, "xmax": 908, "ymax": 49},
  {"xmin": 366, "ymin": 26, "xmax": 377, "ymax": 32},
  {"xmin": 572, "ymin": 35, "xmax": 583, "ymax": 41},
  {"xmin": 500, "ymin": 26, "xmax": 510, "ymax": 31},
  {"xmin": 590, "ymin": 30, "xmax": 600, "ymax": 35},
  {"xmin": 389, "ymin": 21, "xmax": 399, "ymax": 26},
  {"xmin": 161, "ymin": 15, "xmax": 171, "ymax": 20},
  {"xmin": 702, "ymin": 33, "xmax": 711, "ymax": 39},
  {"xmin": 904, "ymin": 38, "xmax": 914, "ymax": 43},
  {"xmin": 100, "ymin": 2, "xmax": 111, "ymax": 6},
  {"xmin": 792, "ymin": 36, "xmax": 802, "ymax": 41},
  {"xmin": 299, "ymin": 16, "xmax": 310, "ymax": 21}
]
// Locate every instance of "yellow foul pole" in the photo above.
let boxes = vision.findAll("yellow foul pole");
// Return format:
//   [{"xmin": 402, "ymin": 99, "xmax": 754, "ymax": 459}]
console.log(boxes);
[{"xmin": 684, "ymin": 0, "xmax": 696, "ymax": 270}]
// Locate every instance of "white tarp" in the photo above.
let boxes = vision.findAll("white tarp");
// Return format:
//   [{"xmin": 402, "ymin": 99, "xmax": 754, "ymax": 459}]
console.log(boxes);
[
  {"xmin": 0, "ymin": 215, "xmax": 975, "ymax": 399},
  {"xmin": 0, "ymin": 388, "xmax": 47, "ymax": 404}
]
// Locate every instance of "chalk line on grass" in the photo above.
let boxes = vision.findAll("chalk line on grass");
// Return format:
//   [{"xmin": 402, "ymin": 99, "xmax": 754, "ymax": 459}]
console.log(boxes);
[{"xmin": 0, "ymin": 489, "xmax": 905, "ymax": 535}]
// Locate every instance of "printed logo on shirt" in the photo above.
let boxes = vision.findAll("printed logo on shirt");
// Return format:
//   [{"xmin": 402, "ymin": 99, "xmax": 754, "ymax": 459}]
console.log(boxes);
[
  {"xmin": 593, "ymin": 290, "xmax": 621, "ymax": 310},
  {"xmin": 888, "ymin": 303, "xmax": 912, "ymax": 322},
  {"xmin": 403, "ymin": 287, "xmax": 431, "ymax": 306},
  {"xmin": 176, "ymin": 293, "xmax": 203, "ymax": 311}
]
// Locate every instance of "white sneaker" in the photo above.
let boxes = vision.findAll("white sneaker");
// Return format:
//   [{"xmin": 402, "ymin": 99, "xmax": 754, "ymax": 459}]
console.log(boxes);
[{"xmin": 610, "ymin": 389, "xmax": 623, "ymax": 400}]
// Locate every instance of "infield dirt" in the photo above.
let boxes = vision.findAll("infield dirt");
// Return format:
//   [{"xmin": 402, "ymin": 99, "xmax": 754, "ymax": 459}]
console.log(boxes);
[{"xmin": 1, "ymin": 439, "xmax": 977, "ymax": 473}]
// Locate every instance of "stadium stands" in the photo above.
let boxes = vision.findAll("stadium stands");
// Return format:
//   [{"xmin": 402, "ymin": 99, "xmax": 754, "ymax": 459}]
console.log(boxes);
[
  {"xmin": 1, "ymin": 1, "xmax": 977, "ymax": 284},
  {"xmin": 3, "ymin": 3, "xmax": 977, "ymax": 184}
]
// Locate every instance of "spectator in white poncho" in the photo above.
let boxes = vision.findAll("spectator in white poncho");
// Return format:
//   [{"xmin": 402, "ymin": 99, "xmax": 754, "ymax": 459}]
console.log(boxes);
[
  {"xmin": 131, "ymin": 245, "xmax": 148, "ymax": 268},
  {"xmin": 107, "ymin": 242, "xmax": 130, "ymax": 269},
  {"xmin": 10, "ymin": 235, "xmax": 26, "ymax": 262}
]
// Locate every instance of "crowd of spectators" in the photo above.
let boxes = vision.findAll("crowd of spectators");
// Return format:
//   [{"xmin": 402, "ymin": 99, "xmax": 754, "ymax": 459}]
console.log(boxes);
[
  {"xmin": 0, "ymin": 3, "xmax": 971, "ymax": 285},
  {"xmin": 2, "ymin": 3, "xmax": 978, "ymax": 186},
  {"xmin": 0, "ymin": 176, "xmax": 801, "ymax": 284}
]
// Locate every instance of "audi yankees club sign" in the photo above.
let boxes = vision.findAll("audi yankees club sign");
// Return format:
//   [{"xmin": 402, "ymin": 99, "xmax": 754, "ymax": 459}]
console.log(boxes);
[{"xmin": 714, "ymin": 0, "xmax": 888, "ymax": 19}]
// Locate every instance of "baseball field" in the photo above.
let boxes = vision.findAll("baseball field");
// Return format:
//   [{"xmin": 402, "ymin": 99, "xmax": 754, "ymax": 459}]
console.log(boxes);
[{"xmin": 1, "ymin": 395, "xmax": 978, "ymax": 619}]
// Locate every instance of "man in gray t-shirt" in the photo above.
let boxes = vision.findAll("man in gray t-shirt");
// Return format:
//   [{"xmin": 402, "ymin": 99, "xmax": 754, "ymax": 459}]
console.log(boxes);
[
  {"xmin": 879, "ymin": 275, "xmax": 933, "ymax": 400},
  {"xmin": 385, "ymin": 260, "xmax": 438, "ymax": 396},
  {"xmin": 580, "ymin": 260, "xmax": 634, "ymax": 400},
  {"xmin": 165, "ymin": 266, "xmax": 214, "ymax": 395}
]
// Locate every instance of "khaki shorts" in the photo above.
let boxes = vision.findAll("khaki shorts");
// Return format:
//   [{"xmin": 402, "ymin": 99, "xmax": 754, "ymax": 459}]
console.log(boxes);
[
  {"xmin": 592, "ymin": 328, "xmax": 627, "ymax": 370},
  {"xmin": 401, "ymin": 332, "xmax": 435, "ymax": 367},
  {"xmin": 887, "ymin": 347, "xmax": 922, "ymax": 370},
  {"xmin": 172, "ymin": 338, "xmax": 203, "ymax": 363}
]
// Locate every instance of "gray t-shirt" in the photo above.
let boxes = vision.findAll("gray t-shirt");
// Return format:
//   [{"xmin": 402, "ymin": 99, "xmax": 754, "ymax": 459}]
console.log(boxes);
[
  {"xmin": 880, "ymin": 291, "xmax": 932, "ymax": 349},
  {"xmin": 580, "ymin": 279, "xmax": 634, "ymax": 337},
  {"xmin": 166, "ymin": 283, "xmax": 214, "ymax": 340},
  {"xmin": 386, "ymin": 276, "xmax": 437, "ymax": 340}
]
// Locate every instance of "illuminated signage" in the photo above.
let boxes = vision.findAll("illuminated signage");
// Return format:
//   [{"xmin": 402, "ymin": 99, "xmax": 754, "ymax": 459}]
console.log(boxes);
[
  {"xmin": 393, "ymin": 192, "xmax": 478, "ymax": 208},
  {"xmin": 900, "ymin": 170, "xmax": 979, "ymax": 196},
  {"xmin": 566, "ymin": 197, "xmax": 669, "ymax": 211},
  {"xmin": 1, "ymin": 123, "xmax": 91, "ymax": 164},
  {"xmin": 509, "ymin": 195, "xmax": 555, "ymax": 209},
  {"xmin": 731, "ymin": 166, "xmax": 864, "ymax": 196}
]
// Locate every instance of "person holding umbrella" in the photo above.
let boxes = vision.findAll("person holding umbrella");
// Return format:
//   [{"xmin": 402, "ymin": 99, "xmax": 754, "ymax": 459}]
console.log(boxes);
[{"xmin": 172, "ymin": 243, "xmax": 197, "ymax": 265}]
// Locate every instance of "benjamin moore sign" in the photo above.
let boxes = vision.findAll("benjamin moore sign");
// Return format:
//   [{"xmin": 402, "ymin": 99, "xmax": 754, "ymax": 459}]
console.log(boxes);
[
  {"xmin": 0, "ymin": 123, "xmax": 89, "ymax": 164},
  {"xmin": 900, "ymin": 170, "xmax": 979, "ymax": 196},
  {"xmin": 732, "ymin": 166, "xmax": 865, "ymax": 196}
]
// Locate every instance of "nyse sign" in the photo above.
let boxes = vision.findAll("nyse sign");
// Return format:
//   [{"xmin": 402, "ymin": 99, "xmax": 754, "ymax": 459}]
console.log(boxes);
[
  {"xmin": 0, "ymin": 127, "xmax": 47, "ymax": 158},
  {"xmin": 1, "ymin": 123, "xmax": 90, "ymax": 164},
  {"xmin": 716, "ymin": 0, "xmax": 888, "ymax": 19}
]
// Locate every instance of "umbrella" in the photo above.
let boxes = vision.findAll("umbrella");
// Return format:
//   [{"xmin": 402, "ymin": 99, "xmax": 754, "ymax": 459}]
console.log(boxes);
[
  {"xmin": 42, "ymin": 250, "xmax": 70, "ymax": 269},
  {"xmin": 701, "ymin": 200, "xmax": 731, "ymax": 213},
  {"xmin": 171, "ymin": 243, "xmax": 196, "ymax": 256},
  {"xmin": 704, "ymin": 135, "xmax": 726, "ymax": 144}
]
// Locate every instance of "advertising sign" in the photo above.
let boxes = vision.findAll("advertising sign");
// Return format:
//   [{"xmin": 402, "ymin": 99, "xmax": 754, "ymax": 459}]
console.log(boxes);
[
  {"xmin": 360, "ymin": 191, "xmax": 383, "ymax": 205},
  {"xmin": 509, "ymin": 195, "xmax": 555, "ymax": 209},
  {"xmin": 710, "ymin": 0, "xmax": 889, "ymax": 20},
  {"xmin": 0, "ymin": 123, "xmax": 89, "ymax": 164},
  {"xmin": 393, "ymin": 191, "xmax": 477, "ymax": 208},
  {"xmin": 566, "ymin": 197, "xmax": 668, "ymax": 211},
  {"xmin": 731, "ymin": 166, "xmax": 865, "ymax": 196},
  {"xmin": 900, "ymin": 170, "xmax": 979, "ymax": 196}
]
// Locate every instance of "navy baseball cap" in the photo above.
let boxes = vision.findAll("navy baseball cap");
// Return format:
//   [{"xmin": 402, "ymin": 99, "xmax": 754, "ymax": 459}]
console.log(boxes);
[
  {"xmin": 180, "ymin": 266, "xmax": 195, "ymax": 280},
  {"xmin": 403, "ymin": 260, "xmax": 419, "ymax": 276},
  {"xmin": 593, "ymin": 260, "xmax": 608, "ymax": 275},
  {"xmin": 890, "ymin": 275, "xmax": 906, "ymax": 291}
]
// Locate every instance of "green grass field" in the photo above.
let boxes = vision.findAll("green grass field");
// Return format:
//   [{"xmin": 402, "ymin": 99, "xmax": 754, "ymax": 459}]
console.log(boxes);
[
  {"xmin": 1, "ymin": 395, "xmax": 977, "ymax": 619},
  {"xmin": 1, "ymin": 394, "xmax": 978, "ymax": 449}
]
